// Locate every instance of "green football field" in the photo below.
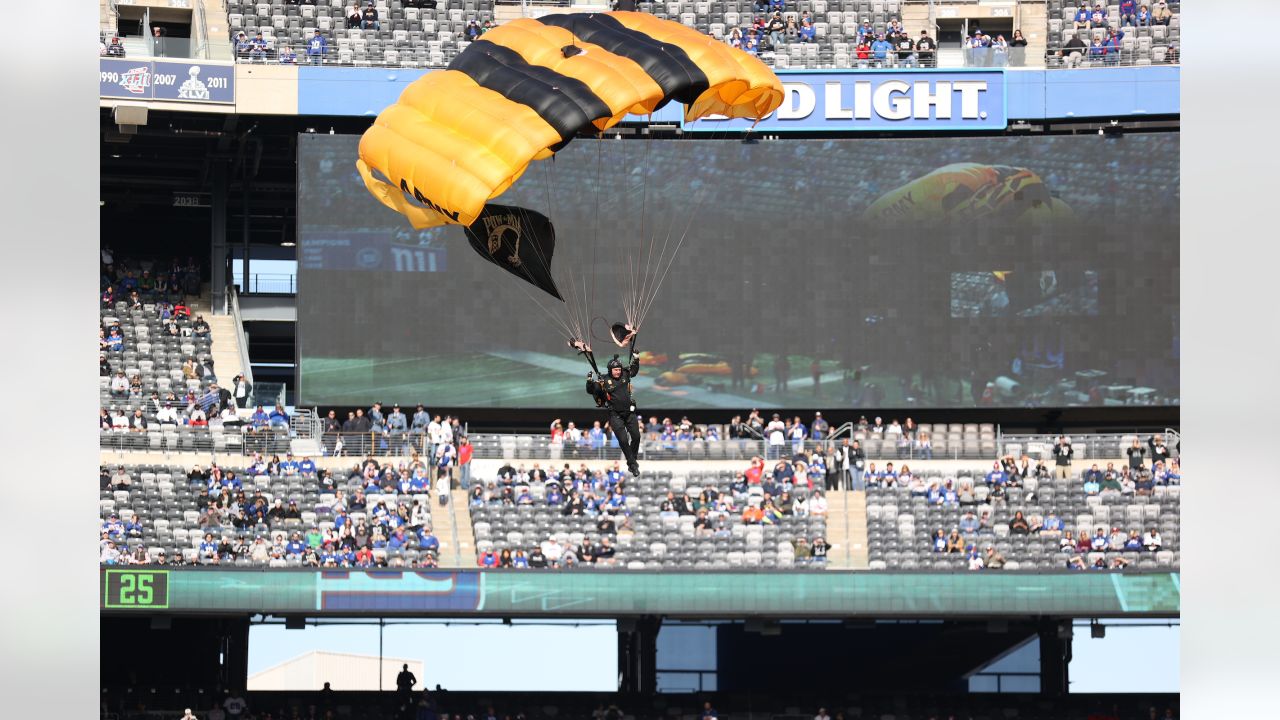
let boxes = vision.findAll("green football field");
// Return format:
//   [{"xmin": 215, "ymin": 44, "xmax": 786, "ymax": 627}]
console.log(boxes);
[{"xmin": 300, "ymin": 352, "xmax": 973, "ymax": 410}]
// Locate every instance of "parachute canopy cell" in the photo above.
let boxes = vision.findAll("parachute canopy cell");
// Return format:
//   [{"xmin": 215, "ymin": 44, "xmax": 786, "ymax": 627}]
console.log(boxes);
[{"xmin": 356, "ymin": 11, "xmax": 784, "ymax": 230}]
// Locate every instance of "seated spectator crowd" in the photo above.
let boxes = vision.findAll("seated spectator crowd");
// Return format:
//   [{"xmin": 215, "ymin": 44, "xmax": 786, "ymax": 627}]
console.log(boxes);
[
  {"xmin": 100, "ymin": 454, "xmax": 445, "ymax": 568},
  {"xmin": 865, "ymin": 436, "xmax": 1180, "ymax": 572},
  {"xmin": 469, "ymin": 451, "xmax": 833, "ymax": 570}
]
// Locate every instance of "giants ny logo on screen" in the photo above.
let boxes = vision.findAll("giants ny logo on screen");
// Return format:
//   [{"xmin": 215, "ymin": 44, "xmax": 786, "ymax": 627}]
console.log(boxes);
[{"xmin": 685, "ymin": 70, "xmax": 1007, "ymax": 132}]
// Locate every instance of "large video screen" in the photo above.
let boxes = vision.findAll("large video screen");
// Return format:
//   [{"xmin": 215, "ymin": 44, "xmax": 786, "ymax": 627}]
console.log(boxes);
[{"xmin": 298, "ymin": 133, "xmax": 1179, "ymax": 409}]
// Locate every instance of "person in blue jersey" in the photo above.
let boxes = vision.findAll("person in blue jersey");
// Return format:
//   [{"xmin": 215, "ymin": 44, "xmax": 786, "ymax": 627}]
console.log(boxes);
[
  {"xmin": 417, "ymin": 528, "xmax": 439, "ymax": 554},
  {"xmin": 306, "ymin": 29, "xmax": 327, "ymax": 65}
]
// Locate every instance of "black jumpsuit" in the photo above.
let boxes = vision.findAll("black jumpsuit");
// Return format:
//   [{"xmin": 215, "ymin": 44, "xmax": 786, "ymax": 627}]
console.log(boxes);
[{"xmin": 586, "ymin": 357, "xmax": 642, "ymax": 471}]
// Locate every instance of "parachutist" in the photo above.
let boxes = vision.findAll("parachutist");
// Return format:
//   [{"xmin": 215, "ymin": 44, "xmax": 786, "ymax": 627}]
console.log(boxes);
[{"xmin": 586, "ymin": 350, "xmax": 642, "ymax": 476}]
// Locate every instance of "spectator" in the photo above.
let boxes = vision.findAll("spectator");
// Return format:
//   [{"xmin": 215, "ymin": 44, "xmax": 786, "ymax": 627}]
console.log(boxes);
[
  {"xmin": 984, "ymin": 544, "xmax": 1007, "ymax": 569},
  {"xmin": 1041, "ymin": 510, "xmax": 1064, "ymax": 538},
  {"xmin": 232, "ymin": 374, "xmax": 252, "ymax": 409},
  {"xmin": 106, "ymin": 327, "xmax": 125, "ymax": 351},
  {"xmin": 784, "ymin": 18, "xmax": 799, "ymax": 43},
  {"xmin": 945, "ymin": 529, "xmax": 965, "ymax": 553},
  {"xmin": 1073, "ymin": 5, "xmax": 1092, "ymax": 30},
  {"xmin": 1143, "ymin": 528, "xmax": 1162, "ymax": 552},
  {"xmin": 931, "ymin": 528, "xmax": 947, "ymax": 553},
  {"xmin": 1009, "ymin": 29, "xmax": 1028, "ymax": 66},
  {"xmin": 798, "ymin": 19, "xmax": 815, "ymax": 44},
  {"xmin": 1165, "ymin": 43, "xmax": 1178, "ymax": 64},
  {"xmin": 1148, "ymin": 434, "xmax": 1171, "ymax": 467},
  {"xmin": 766, "ymin": 13, "xmax": 786, "ymax": 49},
  {"xmin": 109, "ymin": 370, "xmax": 129, "ymax": 398},
  {"xmin": 466, "ymin": 19, "xmax": 482, "ymax": 41},
  {"xmin": 992, "ymin": 34, "xmax": 1009, "ymax": 66},
  {"xmin": 967, "ymin": 545, "xmax": 984, "ymax": 571},
  {"xmin": 1119, "ymin": 0, "xmax": 1138, "ymax": 26},
  {"xmin": 1009, "ymin": 511, "xmax": 1031, "ymax": 535},
  {"xmin": 1052, "ymin": 436, "xmax": 1073, "ymax": 479},
  {"xmin": 396, "ymin": 663, "xmax": 417, "ymax": 702},
  {"xmin": 811, "ymin": 536, "xmax": 829, "ymax": 562},
  {"xmin": 346, "ymin": 4, "xmax": 362, "ymax": 29},
  {"xmin": 871, "ymin": 33, "xmax": 894, "ymax": 66},
  {"xmin": 1153, "ymin": 0, "xmax": 1172, "ymax": 26},
  {"xmin": 1061, "ymin": 33, "xmax": 1088, "ymax": 67},
  {"xmin": 1090, "ymin": 3, "xmax": 1109, "ymax": 29},
  {"xmin": 106, "ymin": 37, "xmax": 126, "ymax": 57},
  {"xmin": 192, "ymin": 315, "xmax": 210, "ymax": 337},
  {"xmin": 307, "ymin": 30, "xmax": 328, "ymax": 65},
  {"xmin": 855, "ymin": 37, "xmax": 871, "ymax": 66},
  {"xmin": 857, "ymin": 20, "xmax": 874, "ymax": 43},
  {"xmin": 278, "ymin": 44, "xmax": 296, "ymax": 64},
  {"xmin": 894, "ymin": 31, "xmax": 916, "ymax": 68},
  {"xmin": 250, "ymin": 32, "xmax": 269, "ymax": 63},
  {"xmin": 1090, "ymin": 527, "xmax": 1109, "ymax": 551},
  {"xmin": 727, "ymin": 26, "xmax": 743, "ymax": 48},
  {"xmin": 1103, "ymin": 28, "xmax": 1122, "ymax": 64},
  {"xmin": 1137, "ymin": 4, "xmax": 1152, "ymax": 27},
  {"xmin": 915, "ymin": 30, "xmax": 936, "ymax": 67},
  {"xmin": 457, "ymin": 436, "xmax": 474, "ymax": 489},
  {"xmin": 815, "ymin": 708, "xmax": 832, "ymax": 720},
  {"xmin": 967, "ymin": 30, "xmax": 992, "ymax": 67},
  {"xmin": 361, "ymin": 2, "xmax": 382, "ymax": 31}
]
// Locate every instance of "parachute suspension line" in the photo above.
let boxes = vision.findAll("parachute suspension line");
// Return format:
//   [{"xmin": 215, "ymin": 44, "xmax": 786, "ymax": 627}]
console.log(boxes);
[
  {"xmin": 612, "ymin": 130, "xmax": 641, "ymax": 329},
  {"xmin": 513, "ymin": 272, "xmax": 578, "ymax": 343},
  {"xmin": 540, "ymin": 159, "xmax": 589, "ymax": 342},
  {"xmin": 627, "ymin": 116, "xmax": 658, "ymax": 330},
  {"xmin": 504, "ymin": 200, "xmax": 580, "ymax": 340},
  {"xmin": 635, "ymin": 185, "xmax": 710, "ymax": 330},
  {"xmin": 590, "ymin": 133, "xmax": 603, "ymax": 331},
  {"xmin": 634, "ymin": 139, "xmax": 689, "ymax": 332}
]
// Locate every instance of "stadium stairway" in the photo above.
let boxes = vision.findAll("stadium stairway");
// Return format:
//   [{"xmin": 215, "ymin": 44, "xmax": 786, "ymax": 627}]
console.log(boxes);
[
  {"xmin": 204, "ymin": 306, "xmax": 246, "ymax": 394},
  {"xmin": 427, "ymin": 489, "xmax": 458, "ymax": 566},
  {"xmin": 449, "ymin": 489, "xmax": 477, "ymax": 567},
  {"xmin": 824, "ymin": 490, "xmax": 869, "ymax": 569}
]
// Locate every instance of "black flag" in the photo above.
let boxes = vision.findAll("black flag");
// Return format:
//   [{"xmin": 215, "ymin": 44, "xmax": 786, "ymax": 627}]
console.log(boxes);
[{"xmin": 463, "ymin": 204, "xmax": 563, "ymax": 301}]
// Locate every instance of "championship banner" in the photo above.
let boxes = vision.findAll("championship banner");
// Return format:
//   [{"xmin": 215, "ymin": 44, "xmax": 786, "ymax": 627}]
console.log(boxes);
[{"xmin": 100, "ymin": 58, "xmax": 235, "ymax": 104}]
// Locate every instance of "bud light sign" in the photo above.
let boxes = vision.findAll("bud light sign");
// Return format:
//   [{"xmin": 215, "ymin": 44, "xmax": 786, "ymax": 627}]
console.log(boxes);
[{"xmin": 684, "ymin": 70, "xmax": 1007, "ymax": 132}]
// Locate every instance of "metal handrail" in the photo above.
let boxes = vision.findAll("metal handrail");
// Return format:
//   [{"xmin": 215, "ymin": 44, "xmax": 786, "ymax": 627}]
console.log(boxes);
[{"xmin": 226, "ymin": 284, "xmax": 255, "ymax": 389}]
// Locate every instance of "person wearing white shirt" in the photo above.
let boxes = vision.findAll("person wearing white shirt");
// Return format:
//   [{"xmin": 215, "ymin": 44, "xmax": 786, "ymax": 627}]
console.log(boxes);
[
  {"xmin": 156, "ymin": 405, "xmax": 179, "ymax": 425},
  {"xmin": 808, "ymin": 491, "xmax": 828, "ymax": 516},
  {"xmin": 766, "ymin": 414, "xmax": 786, "ymax": 458},
  {"xmin": 792, "ymin": 494, "xmax": 809, "ymax": 517},
  {"xmin": 542, "ymin": 539, "xmax": 563, "ymax": 564},
  {"xmin": 411, "ymin": 501, "xmax": 430, "ymax": 529},
  {"xmin": 814, "ymin": 709, "xmax": 832, "ymax": 720},
  {"xmin": 426, "ymin": 415, "xmax": 446, "ymax": 457},
  {"xmin": 179, "ymin": 710, "xmax": 198, "ymax": 720},
  {"xmin": 111, "ymin": 408, "xmax": 129, "ymax": 431}
]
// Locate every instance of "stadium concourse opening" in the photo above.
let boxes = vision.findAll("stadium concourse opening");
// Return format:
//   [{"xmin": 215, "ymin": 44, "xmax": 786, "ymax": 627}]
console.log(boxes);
[{"xmin": 100, "ymin": 9, "xmax": 1180, "ymax": 711}]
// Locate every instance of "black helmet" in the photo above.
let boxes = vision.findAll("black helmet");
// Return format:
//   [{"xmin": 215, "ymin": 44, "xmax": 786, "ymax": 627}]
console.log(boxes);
[{"xmin": 607, "ymin": 355, "xmax": 623, "ymax": 371}]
